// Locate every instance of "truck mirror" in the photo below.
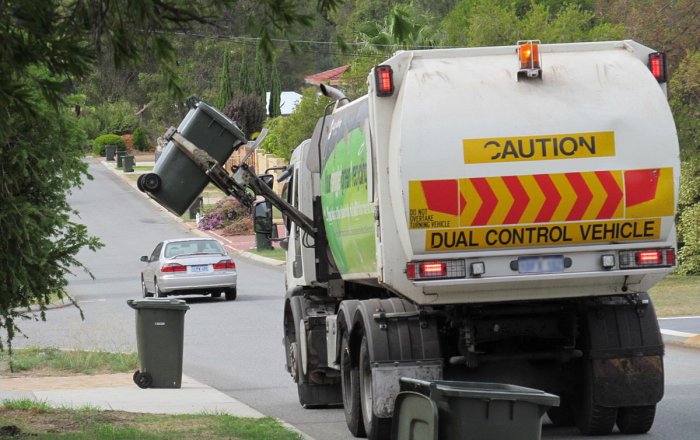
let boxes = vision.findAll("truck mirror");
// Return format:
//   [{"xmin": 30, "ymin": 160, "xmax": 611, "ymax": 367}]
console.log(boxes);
[
  {"xmin": 253, "ymin": 201, "xmax": 273, "ymax": 235},
  {"xmin": 279, "ymin": 237, "xmax": 289, "ymax": 251},
  {"xmin": 259, "ymin": 174, "xmax": 274, "ymax": 189}
]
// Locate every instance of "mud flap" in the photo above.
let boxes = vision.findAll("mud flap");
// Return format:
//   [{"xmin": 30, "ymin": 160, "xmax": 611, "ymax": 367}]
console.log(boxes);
[
  {"xmin": 583, "ymin": 293, "xmax": 664, "ymax": 407},
  {"xmin": 590, "ymin": 355, "xmax": 663, "ymax": 407}
]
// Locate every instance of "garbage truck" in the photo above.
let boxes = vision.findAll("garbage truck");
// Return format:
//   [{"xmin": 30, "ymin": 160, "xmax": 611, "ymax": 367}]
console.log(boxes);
[{"xmin": 139, "ymin": 40, "xmax": 679, "ymax": 439}]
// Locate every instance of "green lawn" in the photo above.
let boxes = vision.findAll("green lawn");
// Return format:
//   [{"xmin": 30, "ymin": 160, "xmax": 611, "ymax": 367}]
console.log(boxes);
[{"xmin": 649, "ymin": 275, "xmax": 700, "ymax": 317}]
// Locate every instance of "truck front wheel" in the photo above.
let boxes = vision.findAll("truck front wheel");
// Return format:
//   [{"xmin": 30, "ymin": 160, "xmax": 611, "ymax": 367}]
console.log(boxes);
[{"xmin": 359, "ymin": 334, "xmax": 392, "ymax": 440}]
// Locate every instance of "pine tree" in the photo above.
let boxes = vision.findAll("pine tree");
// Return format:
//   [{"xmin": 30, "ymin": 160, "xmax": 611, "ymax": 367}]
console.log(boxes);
[
  {"xmin": 254, "ymin": 44, "xmax": 267, "ymax": 106},
  {"xmin": 238, "ymin": 47, "xmax": 251, "ymax": 94},
  {"xmin": 268, "ymin": 55, "xmax": 282, "ymax": 118},
  {"xmin": 216, "ymin": 48, "xmax": 234, "ymax": 111}
]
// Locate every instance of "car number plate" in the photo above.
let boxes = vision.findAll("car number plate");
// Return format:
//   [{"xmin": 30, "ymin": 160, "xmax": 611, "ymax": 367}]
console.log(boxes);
[
  {"xmin": 518, "ymin": 255, "xmax": 564, "ymax": 274},
  {"xmin": 190, "ymin": 265, "xmax": 211, "ymax": 273}
]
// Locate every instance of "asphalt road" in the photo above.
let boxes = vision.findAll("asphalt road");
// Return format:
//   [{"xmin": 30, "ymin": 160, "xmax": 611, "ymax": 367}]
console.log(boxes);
[{"xmin": 11, "ymin": 158, "xmax": 700, "ymax": 440}]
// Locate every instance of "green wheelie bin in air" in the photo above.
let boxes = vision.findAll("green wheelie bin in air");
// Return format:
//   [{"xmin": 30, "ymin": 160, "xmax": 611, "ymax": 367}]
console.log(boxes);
[{"xmin": 127, "ymin": 298, "xmax": 189, "ymax": 389}]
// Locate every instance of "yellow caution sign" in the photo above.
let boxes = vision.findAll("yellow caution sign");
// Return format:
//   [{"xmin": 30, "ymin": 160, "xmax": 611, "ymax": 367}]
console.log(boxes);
[
  {"xmin": 463, "ymin": 131, "xmax": 615, "ymax": 164},
  {"xmin": 426, "ymin": 218, "xmax": 661, "ymax": 251}
]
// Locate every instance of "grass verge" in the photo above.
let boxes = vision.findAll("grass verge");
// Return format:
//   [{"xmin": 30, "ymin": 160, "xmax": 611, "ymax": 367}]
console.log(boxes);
[
  {"xmin": 246, "ymin": 247, "xmax": 286, "ymax": 261},
  {"xmin": 649, "ymin": 275, "xmax": 700, "ymax": 317},
  {"xmin": 0, "ymin": 400, "xmax": 301, "ymax": 439},
  {"xmin": 0, "ymin": 349, "xmax": 301, "ymax": 439},
  {"xmin": 0, "ymin": 347, "xmax": 137, "ymax": 376}
]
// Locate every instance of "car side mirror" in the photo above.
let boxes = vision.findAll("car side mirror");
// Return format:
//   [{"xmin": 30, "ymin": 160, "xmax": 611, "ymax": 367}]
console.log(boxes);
[
  {"xmin": 253, "ymin": 201, "xmax": 273, "ymax": 235},
  {"xmin": 140, "ymin": 256, "xmax": 149, "ymax": 262}
]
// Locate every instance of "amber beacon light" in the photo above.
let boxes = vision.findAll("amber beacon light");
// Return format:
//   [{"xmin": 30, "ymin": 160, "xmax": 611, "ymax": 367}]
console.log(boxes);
[{"xmin": 517, "ymin": 40, "xmax": 542, "ymax": 79}]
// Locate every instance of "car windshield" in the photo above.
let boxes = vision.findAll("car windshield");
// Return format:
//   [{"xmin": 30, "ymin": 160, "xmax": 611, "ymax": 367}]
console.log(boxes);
[{"xmin": 164, "ymin": 240, "xmax": 224, "ymax": 258}]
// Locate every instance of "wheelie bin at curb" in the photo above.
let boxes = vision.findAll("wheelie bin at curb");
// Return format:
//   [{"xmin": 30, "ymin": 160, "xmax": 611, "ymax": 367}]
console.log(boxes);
[
  {"xmin": 105, "ymin": 145, "xmax": 116, "ymax": 161},
  {"xmin": 392, "ymin": 378, "xmax": 560, "ymax": 440},
  {"xmin": 127, "ymin": 298, "xmax": 189, "ymax": 389},
  {"xmin": 123, "ymin": 155, "xmax": 135, "ymax": 172}
]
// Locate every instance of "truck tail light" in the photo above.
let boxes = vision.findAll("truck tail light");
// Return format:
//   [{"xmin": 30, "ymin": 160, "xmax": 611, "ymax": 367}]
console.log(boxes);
[
  {"xmin": 375, "ymin": 65, "xmax": 394, "ymax": 97},
  {"xmin": 161, "ymin": 263, "xmax": 186, "ymax": 273},
  {"xmin": 213, "ymin": 260, "xmax": 236, "ymax": 270},
  {"xmin": 517, "ymin": 40, "xmax": 542, "ymax": 79},
  {"xmin": 619, "ymin": 248, "xmax": 675, "ymax": 269},
  {"xmin": 406, "ymin": 260, "xmax": 466, "ymax": 280},
  {"xmin": 648, "ymin": 52, "xmax": 667, "ymax": 83}
]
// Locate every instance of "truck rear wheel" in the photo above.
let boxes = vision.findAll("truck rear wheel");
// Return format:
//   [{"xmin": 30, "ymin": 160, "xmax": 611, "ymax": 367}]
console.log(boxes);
[
  {"xmin": 616, "ymin": 405, "xmax": 656, "ymax": 434},
  {"xmin": 359, "ymin": 334, "xmax": 392, "ymax": 440},
  {"xmin": 341, "ymin": 330, "xmax": 365, "ymax": 437},
  {"xmin": 575, "ymin": 364, "xmax": 617, "ymax": 435}
]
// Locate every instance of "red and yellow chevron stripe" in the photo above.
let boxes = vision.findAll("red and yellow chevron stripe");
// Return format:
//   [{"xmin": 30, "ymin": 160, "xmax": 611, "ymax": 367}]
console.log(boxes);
[{"xmin": 408, "ymin": 168, "xmax": 673, "ymax": 230}]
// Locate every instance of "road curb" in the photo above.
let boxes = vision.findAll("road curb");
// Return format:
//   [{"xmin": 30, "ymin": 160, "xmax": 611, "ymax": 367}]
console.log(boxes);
[{"xmin": 661, "ymin": 331, "xmax": 700, "ymax": 350}]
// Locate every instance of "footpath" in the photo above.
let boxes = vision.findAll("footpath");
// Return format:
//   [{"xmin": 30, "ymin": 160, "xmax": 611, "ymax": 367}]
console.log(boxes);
[
  {"xmin": 0, "ymin": 156, "xmax": 303, "ymax": 436},
  {"xmin": 2, "ymin": 155, "xmax": 698, "ymax": 433}
]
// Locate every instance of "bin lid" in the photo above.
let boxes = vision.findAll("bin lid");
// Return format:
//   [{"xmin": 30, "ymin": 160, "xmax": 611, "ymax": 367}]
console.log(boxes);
[
  {"xmin": 401, "ymin": 378, "xmax": 559, "ymax": 407},
  {"xmin": 127, "ymin": 298, "xmax": 190, "ymax": 311}
]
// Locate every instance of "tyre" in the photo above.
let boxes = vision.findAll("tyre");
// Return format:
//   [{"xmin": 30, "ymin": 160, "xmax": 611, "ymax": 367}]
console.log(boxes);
[
  {"xmin": 341, "ymin": 330, "xmax": 365, "ymax": 437},
  {"xmin": 155, "ymin": 280, "xmax": 166, "ymax": 298},
  {"xmin": 141, "ymin": 277, "xmax": 153, "ymax": 298},
  {"xmin": 359, "ymin": 334, "xmax": 392, "ymax": 440},
  {"xmin": 225, "ymin": 287, "xmax": 237, "ymax": 301},
  {"xmin": 616, "ymin": 405, "xmax": 656, "ymax": 434},
  {"xmin": 548, "ymin": 398, "xmax": 575, "ymax": 427},
  {"xmin": 133, "ymin": 370, "xmax": 152, "ymax": 389},
  {"xmin": 575, "ymin": 363, "xmax": 617, "ymax": 435},
  {"xmin": 285, "ymin": 296, "xmax": 341, "ymax": 408}
]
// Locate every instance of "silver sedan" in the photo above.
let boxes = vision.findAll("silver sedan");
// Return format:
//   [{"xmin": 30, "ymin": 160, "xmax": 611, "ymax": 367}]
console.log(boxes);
[{"xmin": 140, "ymin": 238, "xmax": 238, "ymax": 300}]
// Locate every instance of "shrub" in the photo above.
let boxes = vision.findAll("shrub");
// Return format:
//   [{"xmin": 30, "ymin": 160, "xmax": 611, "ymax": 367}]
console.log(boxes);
[
  {"xmin": 92, "ymin": 134, "xmax": 127, "ymax": 156},
  {"xmin": 198, "ymin": 198, "xmax": 250, "ymax": 231},
  {"xmin": 223, "ymin": 216, "xmax": 253, "ymax": 236},
  {"xmin": 122, "ymin": 133, "xmax": 133, "ymax": 151},
  {"xmin": 132, "ymin": 127, "xmax": 150, "ymax": 152}
]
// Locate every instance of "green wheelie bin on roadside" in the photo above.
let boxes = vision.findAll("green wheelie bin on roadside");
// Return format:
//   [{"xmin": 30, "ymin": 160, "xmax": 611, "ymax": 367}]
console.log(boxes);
[
  {"xmin": 393, "ymin": 378, "xmax": 559, "ymax": 440},
  {"xmin": 127, "ymin": 298, "xmax": 189, "ymax": 389}
]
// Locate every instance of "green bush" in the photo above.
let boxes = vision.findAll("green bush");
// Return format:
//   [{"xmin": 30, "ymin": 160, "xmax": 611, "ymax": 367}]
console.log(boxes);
[
  {"xmin": 132, "ymin": 127, "xmax": 150, "ymax": 152},
  {"xmin": 92, "ymin": 134, "xmax": 127, "ymax": 156}
]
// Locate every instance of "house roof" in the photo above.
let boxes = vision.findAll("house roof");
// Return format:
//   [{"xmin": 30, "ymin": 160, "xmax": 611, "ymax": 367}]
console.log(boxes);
[{"xmin": 304, "ymin": 64, "xmax": 351, "ymax": 86}]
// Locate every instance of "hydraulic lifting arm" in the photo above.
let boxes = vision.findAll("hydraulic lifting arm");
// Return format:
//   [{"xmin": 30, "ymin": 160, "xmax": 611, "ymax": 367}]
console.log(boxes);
[{"xmin": 163, "ymin": 127, "xmax": 317, "ymax": 239}]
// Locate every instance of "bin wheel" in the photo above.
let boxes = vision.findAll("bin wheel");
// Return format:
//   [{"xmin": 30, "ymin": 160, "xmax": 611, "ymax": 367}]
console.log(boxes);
[
  {"xmin": 225, "ymin": 287, "xmax": 237, "ymax": 301},
  {"xmin": 359, "ymin": 334, "xmax": 392, "ymax": 440},
  {"xmin": 141, "ymin": 173, "xmax": 161, "ymax": 192},
  {"xmin": 341, "ymin": 329, "xmax": 365, "ymax": 437},
  {"xmin": 136, "ymin": 174, "xmax": 146, "ymax": 192},
  {"xmin": 616, "ymin": 405, "xmax": 656, "ymax": 434},
  {"xmin": 133, "ymin": 370, "xmax": 153, "ymax": 389},
  {"xmin": 575, "ymin": 364, "xmax": 617, "ymax": 435},
  {"xmin": 211, "ymin": 292, "xmax": 222, "ymax": 298}
]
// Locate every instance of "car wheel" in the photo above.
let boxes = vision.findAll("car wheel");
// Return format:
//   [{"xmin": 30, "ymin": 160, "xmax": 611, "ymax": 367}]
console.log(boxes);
[
  {"xmin": 225, "ymin": 287, "xmax": 237, "ymax": 301},
  {"xmin": 141, "ymin": 277, "xmax": 153, "ymax": 298},
  {"xmin": 155, "ymin": 280, "xmax": 166, "ymax": 298}
]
